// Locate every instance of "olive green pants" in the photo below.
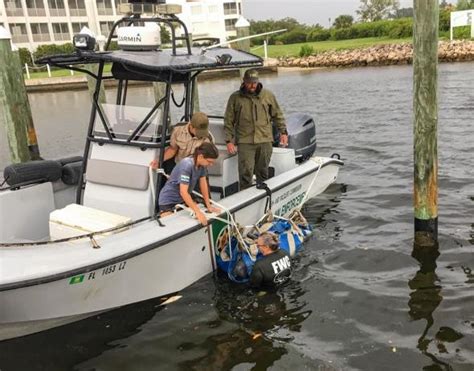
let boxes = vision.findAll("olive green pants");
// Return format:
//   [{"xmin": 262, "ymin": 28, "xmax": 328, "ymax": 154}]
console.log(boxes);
[{"xmin": 238, "ymin": 142, "xmax": 273, "ymax": 189}]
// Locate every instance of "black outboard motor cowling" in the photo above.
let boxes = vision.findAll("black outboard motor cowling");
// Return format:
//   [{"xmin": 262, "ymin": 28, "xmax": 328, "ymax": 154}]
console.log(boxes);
[{"xmin": 285, "ymin": 112, "xmax": 317, "ymax": 162}]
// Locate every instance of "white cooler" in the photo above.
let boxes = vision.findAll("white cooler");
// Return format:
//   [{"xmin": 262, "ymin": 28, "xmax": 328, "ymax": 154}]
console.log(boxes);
[{"xmin": 49, "ymin": 204, "xmax": 132, "ymax": 239}]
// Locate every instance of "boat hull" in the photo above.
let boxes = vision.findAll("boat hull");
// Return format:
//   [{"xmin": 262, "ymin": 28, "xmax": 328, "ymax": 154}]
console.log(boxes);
[{"xmin": 0, "ymin": 157, "xmax": 342, "ymax": 341}]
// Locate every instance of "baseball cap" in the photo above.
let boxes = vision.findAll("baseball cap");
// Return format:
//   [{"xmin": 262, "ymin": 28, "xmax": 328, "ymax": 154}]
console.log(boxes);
[
  {"xmin": 190, "ymin": 112, "xmax": 209, "ymax": 138},
  {"xmin": 243, "ymin": 69, "xmax": 259, "ymax": 83}
]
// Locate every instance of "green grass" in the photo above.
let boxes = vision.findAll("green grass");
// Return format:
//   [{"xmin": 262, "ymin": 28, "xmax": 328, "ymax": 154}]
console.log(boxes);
[
  {"xmin": 25, "ymin": 63, "xmax": 113, "ymax": 80},
  {"xmin": 251, "ymin": 37, "xmax": 413, "ymax": 58}
]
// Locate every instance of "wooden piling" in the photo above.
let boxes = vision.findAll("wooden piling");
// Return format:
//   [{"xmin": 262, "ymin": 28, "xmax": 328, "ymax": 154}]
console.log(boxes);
[
  {"xmin": 0, "ymin": 27, "xmax": 36, "ymax": 163},
  {"xmin": 413, "ymin": 0, "xmax": 439, "ymax": 246}
]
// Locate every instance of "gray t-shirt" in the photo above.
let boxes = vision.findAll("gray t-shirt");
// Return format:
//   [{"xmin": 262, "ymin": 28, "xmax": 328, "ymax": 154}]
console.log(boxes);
[{"xmin": 159, "ymin": 157, "xmax": 206, "ymax": 206}]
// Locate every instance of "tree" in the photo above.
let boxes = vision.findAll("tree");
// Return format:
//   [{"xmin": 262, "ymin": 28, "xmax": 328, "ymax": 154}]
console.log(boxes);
[
  {"xmin": 456, "ymin": 0, "xmax": 474, "ymax": 10},
  {"xmin": 357, "ymin": 0, "xmax": 400, "ymax": 22},
  {"xmin": 439, "ymin": 0, "xmax": 449, "ymax": 8},
  {"xmin": 333, "ymin": 15, "xmax": 354, "ymax": 29}
]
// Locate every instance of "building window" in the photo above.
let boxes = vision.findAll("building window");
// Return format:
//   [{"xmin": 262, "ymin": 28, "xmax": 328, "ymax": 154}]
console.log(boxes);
[
  {"xmin": 208, "ymin": 5, "xmax": 218, "ymax": 13},
  {"xmin": 52, "ymin": 22, "xmax": 70, "ymax": 41},
  {"xmin": 26, "ymin": 0, "xmax": 46, "ymax": 16},
  {"xmin": 100, "ymin": 21, "xmax": 114, "ymax": 35},
  {"xmin": 225, "ymin": 18, "xmax": 237, "ymax": 31},
  {"xmin": 5, "ymin": 0, "xmax": 24, "ymax": 17},
  {"xmin": 72, "ymin": 22, "xmax": 89, "ymax": 33},
  {"xmin": 31, "ymin": 23, "xmax": 51, "ymax": 42},
  {"xmin": 97, "ymin": 0, "xmax": 114, "ymax": 16},
  {"xmin": 223, "ymin": 2, "xmax": 237, "ymax": 16},
  {"xmin": 238, "ymin": 2, "xmax": 241, "ymax": 15},
  {"xmin": 10, "ymin": 23, "xmax": 29, "ymax": 43},
  {"xmin": 68, "ymin": 0, "xmax": 86, "ymax": 16},
  {"xmin": 48, "ymin": 0, "xmax": 66, "ymax": 16}
]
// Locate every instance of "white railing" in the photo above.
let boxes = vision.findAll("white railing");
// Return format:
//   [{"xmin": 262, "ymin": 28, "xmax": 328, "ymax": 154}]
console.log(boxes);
[
  {"xmin": 69, "ymin": 8, "xmax": 87, "ymax": 16},
  {"xmin": 32, "ymin": 33, "xmax": 51, "ymax": 42},
  {"xmin": 11, "ymin": 34, "xmax": 29, "ymax": 43},
  {"xmin": 23, "ymin": 64, "xmax": 75, "ymax": 79},
  {"xmin": 27, "ymin": 8, "xmax": 46, "ymax": 16}
]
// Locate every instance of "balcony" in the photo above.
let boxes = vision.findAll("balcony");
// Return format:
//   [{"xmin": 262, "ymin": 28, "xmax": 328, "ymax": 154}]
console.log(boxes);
[
  {"xmin": 32, "ymin": 33, "xmax": 51, "ymax": 42},
  {"xmin": 97, "ymin": 7, "xmax": 114, "ymax": 15},
  {"xmin": 49, "ymin": 8, "xmax": 67, "ymax": 16},
  {"xmin": 69, "ymin": 8, "xmax": 87, "ymax": 16},
  {"xmin": 6, "ymin": 8, "xmax": 24, "ymax": 17},
  {"xmin": 27, "ymin": 8, "xmax": 46, "ymax": 16},
  {"xmin": 12, "ymin": 34, "xmax": 29, "ymax": 43},
  {"xmin": 53, "ymin": 32, "xmax": 70, "ymax": 41},
  {"xmin": 223, "ymin": 8, "xmax": 237, "ymax": 16}
]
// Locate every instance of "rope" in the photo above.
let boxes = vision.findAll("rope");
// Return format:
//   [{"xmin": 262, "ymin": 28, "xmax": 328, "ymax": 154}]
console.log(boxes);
[
  {"xmin": 0, "ymin": 216, "xmax": 152, "ymax": 248},
  {"xmin": 297, "ymin": 157, "xmax": 324, "ymax": 211}
]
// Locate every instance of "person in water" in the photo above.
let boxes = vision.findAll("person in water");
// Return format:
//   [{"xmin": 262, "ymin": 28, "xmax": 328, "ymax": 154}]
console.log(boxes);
[
  {"xmin": 158, "ymin": 142, "xmax": 220, "ymax": 226},
  {"xmin": 250, "ymin": 231, "xmax": 292, "ymax": 288}
]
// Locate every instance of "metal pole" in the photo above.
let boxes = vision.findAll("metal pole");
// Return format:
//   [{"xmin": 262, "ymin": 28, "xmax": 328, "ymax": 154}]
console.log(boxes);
[
  {"xmin": 0, "ymin": 27, "xmax": 38, "ymax": 163},
  {"xmin": 264, "ymin": 39, "xmax": 268, "ymax": 62},
  {"xmin": 86, "ymin": 64, "xmax": 106, "ymax": 104},
  {"xmin": 235, "ymin": 16, "xmax": 250, "ymax": 79},
  {"xmin": 187, "ymin": 32, "xmax": 199, "ymax": 113},
  {"xmin": 76, "ymin": 61, "xmax": 105, "ymax": 204},
  {"xmin": 413, "ymin": 0, "xmax": 439, "ymax": 246}
]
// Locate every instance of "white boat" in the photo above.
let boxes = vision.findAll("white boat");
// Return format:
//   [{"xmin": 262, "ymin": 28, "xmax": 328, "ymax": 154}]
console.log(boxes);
[{"xmin": 0, "ymin": 10, "xmax": 343, "ymax": 341}]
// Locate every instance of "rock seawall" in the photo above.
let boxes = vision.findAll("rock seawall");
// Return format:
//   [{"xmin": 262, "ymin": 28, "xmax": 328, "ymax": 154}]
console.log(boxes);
[{"xmin": 278, "ymin": 40, "xmax": 474, "ymax": 68}]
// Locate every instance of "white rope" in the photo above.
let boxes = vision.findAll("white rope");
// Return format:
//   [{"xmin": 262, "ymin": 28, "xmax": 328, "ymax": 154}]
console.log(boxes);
[{"xmin": 297, "ymin": 157, "xmax": 324, "ymax": 210}]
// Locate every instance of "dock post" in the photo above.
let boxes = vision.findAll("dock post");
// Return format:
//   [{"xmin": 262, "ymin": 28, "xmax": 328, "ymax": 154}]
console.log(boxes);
[
  {"xmin": 0, "ymin": 27, "xmax": 40, "ymax": 163},
  {"xmin": 413, "ymin": 0, "xmax": 439, "ymax": 246},
  {"xmin": 235, "ymin": 16, "xmax": 251, "ymax": 79}
]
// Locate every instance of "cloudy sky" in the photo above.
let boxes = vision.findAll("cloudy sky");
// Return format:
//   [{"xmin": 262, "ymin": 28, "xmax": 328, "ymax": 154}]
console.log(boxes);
[{"xmin": 242, "ymin": 0, "xmax": 416, "ymax": 26}]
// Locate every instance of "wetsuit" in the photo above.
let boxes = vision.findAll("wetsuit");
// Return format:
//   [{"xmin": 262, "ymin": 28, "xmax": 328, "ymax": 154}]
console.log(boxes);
[{"xmin": 249, "ymin": 249, "xmax": 291, "ymax": 288}]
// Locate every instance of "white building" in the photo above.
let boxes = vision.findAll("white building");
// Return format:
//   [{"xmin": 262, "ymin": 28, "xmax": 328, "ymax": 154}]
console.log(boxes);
[{"xmin": 0, "ymin": 0, "xmax": 243, "ymax": 50}]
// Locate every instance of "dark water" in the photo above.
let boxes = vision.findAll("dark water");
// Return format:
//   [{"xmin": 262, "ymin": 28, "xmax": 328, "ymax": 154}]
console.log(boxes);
[{"xmin": 0, "ymin": 64, "xmax": 473, "ymax": 370}]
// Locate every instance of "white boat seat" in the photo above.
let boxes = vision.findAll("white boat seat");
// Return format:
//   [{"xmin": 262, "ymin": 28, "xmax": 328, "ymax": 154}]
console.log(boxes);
[
  {"xmin": 86, "ymin": 159, "xmax": 149, "ymax": 190},
  {"xmin": 82, "ymin": 143, "xmax": 157, "ymax": 219},
  {"xmin": 208, "ymin": 148, "xmax": 234, "ymax": 176},
  {"xmin": 209, "ymin": 120, "xmax": 227, "ymax": 145},
  {"xmin": 49, "ymin": 204, "xmax": 132, "ymax": 239}
]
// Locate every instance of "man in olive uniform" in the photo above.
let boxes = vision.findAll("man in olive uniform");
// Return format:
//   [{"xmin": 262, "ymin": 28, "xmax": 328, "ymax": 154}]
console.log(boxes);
[{"xmin": 224, "ymin": 69, "xmax": 288, "ymax": 189}]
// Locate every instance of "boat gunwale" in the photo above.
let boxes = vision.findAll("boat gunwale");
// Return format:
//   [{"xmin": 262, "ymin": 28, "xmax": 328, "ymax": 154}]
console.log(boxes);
[{"xmin": 0, "ymin": 158, "xmax": 343, "ymax": 292}]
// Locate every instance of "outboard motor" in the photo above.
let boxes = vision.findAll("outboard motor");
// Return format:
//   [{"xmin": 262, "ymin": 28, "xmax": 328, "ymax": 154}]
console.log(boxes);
[{"xmin": 285, "ymin": 112, "xmax": 317, "ymax": 163}]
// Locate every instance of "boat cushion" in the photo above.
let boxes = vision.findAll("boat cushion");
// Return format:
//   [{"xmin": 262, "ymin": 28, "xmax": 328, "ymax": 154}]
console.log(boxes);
[
  {"xmin": 208, "ymin": 149, "xmax": 234, "ymax": 176},
  {"xmin": 86, "ymin": 159, "xmax": 149, "ymax": 190},
  {"xmin": 50, "ymin": 204, "xmax": 132, "ymax": 238}
]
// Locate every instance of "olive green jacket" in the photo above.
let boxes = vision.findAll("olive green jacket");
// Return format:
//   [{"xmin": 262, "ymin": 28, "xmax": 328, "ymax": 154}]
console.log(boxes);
[{"xmin": 224, "ymin": 85, "xmax": 286, "ymax": 144}]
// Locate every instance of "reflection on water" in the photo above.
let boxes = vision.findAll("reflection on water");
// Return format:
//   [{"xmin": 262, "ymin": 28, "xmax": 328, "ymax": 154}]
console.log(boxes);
[
  {"xmin": 0, "ymin": 298, "xmax": 164, "ymax": 371},
  {"xmin": 179, "ymin": 279, "xmax": 310, "ymax": 370},
  {"xmin": 1, "ymin": 64, "xmax": 474, "ymax": 369}
]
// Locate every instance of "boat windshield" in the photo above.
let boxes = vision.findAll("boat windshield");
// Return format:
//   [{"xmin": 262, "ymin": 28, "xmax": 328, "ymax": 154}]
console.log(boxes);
[{"xmin": 93, "ymin": 103, "xmax": 165, "ymax": 142}]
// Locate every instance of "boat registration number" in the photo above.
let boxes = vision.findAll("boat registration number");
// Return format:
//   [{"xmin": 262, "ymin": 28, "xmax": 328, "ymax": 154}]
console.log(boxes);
[{"xmin": 69, "ymin": 261, "xmax": 127, "ymax": 285}]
